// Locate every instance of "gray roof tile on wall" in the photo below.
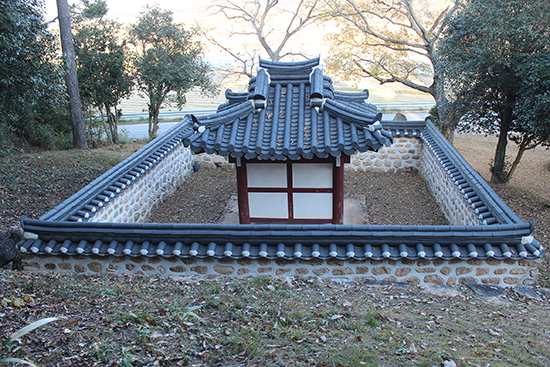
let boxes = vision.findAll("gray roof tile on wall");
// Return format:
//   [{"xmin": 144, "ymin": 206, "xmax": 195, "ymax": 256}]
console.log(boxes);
[{"xmin": 18, "ymin": 59, "xmax": 545, "ymax": 263}]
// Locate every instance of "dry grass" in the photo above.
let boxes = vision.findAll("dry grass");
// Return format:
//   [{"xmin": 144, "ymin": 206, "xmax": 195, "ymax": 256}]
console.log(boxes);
[{"xmin": 2, "ymin": 272, "xmax": 550, "ymax": 367}]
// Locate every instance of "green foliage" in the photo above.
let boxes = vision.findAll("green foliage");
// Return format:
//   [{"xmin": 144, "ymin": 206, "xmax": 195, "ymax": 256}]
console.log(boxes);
[
  {"xmin": 0, "ymin": 0, "xmax": 71, "ymax": 149},
  {"xmin": 74, "ymin": 18, "xmax": 133, "ymax": 144},
  {"xmin": 512, "ymin": 54, "xmax": 550, "ymax": 147},
  {"xmin": 129, "ymin": 6, "xmax": 218, "ymax": 139},
  {"xmin": 71, "ymin": 0, "xmax": 108, "ymax": 23},
  {"xmin": 439, "ymin": 0, "xmax": 550, "ymax": 182}
]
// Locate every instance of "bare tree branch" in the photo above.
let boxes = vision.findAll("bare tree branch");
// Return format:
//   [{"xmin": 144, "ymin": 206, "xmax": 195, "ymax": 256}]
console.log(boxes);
[
  {"xmin": 207, "ymin": 0, "xmax": 321, "ymax": 75},
  {"xmin": 325, "ymin": 0, "xmax": 461, "ymax": 139},
  {"xmin": 353, "ymin": 59, "xmax": 432, "ymax": 94}
]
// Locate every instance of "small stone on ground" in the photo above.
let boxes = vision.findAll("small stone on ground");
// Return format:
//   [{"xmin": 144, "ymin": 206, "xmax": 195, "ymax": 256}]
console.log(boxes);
[
  {"xmin": 364, "ymin": 280, "xmax": 410, "ymax": 289},
  {"xmin": 420, "ymin": 284, "xmax": 461, "ymax": 297},
  {"xmin": 465, "ymin": 283, "xmax": 506, "ymax": 298},
  {"xmin": 514, "ymin": 286, "xmax": 543, "ymax": 301}
]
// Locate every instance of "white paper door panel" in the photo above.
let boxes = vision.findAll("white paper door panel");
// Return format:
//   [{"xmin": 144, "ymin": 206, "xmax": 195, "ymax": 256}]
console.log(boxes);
[
  {"xmin": 293, "ymin": 193, "xmax": 333, "ymax": 219},
  {"xmin": 247, "ymin": 163, "xmax": 287, "ymax": 188},
  {"xmin": 248, "ymin": 192, "xmax": 289, "ymax": 218},
  {"xmin": 292, "ymin": 163, "xmax": 332, "ymax": 188}
]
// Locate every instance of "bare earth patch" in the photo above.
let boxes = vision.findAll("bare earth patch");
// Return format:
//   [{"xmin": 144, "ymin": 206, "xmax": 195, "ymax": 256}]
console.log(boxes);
[{"xmin": 148, "ymin": 167, "xmax": 447, "ymax": 226}]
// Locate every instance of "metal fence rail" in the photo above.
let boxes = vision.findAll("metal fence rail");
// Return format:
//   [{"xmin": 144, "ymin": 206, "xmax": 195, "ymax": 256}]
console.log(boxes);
[{"xmin": 115, "ymin": 103, "xmax": 435, "ymax": 121}]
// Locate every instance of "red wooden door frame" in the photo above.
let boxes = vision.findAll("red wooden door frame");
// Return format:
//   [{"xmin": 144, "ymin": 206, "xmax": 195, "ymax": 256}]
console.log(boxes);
[{"xmin": 231, "ymin": 156, "xmax": 349, "ymax": 224}]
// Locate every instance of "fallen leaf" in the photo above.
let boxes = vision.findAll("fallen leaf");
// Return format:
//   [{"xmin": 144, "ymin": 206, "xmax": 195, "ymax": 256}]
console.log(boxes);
[{"xmin": 150, "ymin": 331, "xmax": 163, "ymax": 338}]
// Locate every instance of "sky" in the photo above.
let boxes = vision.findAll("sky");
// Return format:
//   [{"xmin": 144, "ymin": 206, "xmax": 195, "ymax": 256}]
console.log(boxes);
[{"xmin": 43, "ymin": 0, "xmax": 211, "ymax": 24}]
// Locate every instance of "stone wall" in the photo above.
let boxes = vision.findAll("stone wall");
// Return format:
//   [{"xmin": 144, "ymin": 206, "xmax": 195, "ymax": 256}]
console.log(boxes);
[
  {"xmin": 21, "ymin": 254, "xmax": 539, "ymax": 287},
  {"xmin": 88, "ymin": 136, "xmax": 478, "ymax": 226},
  {"xmin": 89, "ymin": 144, "xmax": 194, "ymax": 223},
  {"xmin": 195, "ymin": 137, "xmax": 423, "ymax": 173},
  {"xmin": 194, "ymin": 153, "xmax": 232, "ymax": 168},
  {"xmin": 419, "ymin": 141, "xmax": 480, "ymax": 226},
  {"xmin": 349, "ymin": 137, "xmax": 422, "ymax": 173}
]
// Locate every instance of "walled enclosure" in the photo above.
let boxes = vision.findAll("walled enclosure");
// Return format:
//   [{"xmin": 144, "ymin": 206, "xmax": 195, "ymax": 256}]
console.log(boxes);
[{"xmin": 19, "ymin": 124, "xmax": 542, "ymax": 287}]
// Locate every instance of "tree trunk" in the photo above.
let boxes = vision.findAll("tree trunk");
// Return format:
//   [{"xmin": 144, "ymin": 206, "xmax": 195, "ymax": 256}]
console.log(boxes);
[
  {"xmin": 491, "ymin": 104, "xmax": 513, "ymax": 183},
  {"xmin": 507, "ymin": 141, "xmax": 528, "ymax": 181},
  {"xmin": 105, "ymin": 104, "xmax": 119, "ymax": 143},
  {"xmin": 150, "ymin": 109, "xmax": 160, "ymax": 140},
  {"xmin": 148, "ymin": 110, "xmax": 154, "ymax": 139},
  {"xmin": 439, "ymin": 123, "xmax": 454, "ymax": 144},
  {"xmin": 57, "ymin": 0, "xmax": 88, "ymax": 149},
  {"xmin": 99, "ymin": 107, "xmax": 112, "ymax": 144},
  {"xmin": 431, "ymin": 64, "xmax": 456, "ymax": 143},
  {"xmin": 113, "ymin": 106, "xmax": 120, "ymax": 143}
]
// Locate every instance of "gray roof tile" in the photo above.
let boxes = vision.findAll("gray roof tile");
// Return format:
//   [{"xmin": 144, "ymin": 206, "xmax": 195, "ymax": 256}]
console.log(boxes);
[{"xmin": 184, "ymin": 58, "xmax": 391, "ymax": 159}]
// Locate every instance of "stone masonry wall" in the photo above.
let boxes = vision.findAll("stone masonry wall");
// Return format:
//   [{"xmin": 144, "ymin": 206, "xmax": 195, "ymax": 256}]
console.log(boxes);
[
  {"xmin": 194, "ymin": 153, "xmax": 232, "ymax": 168},
  {"xmin": 95, "ymin": 136, "xmax": 474, "ymax": 226},
  {"xmin": 21, "ymin": 254, "xmax": 539, "ymax": 287},
  {"xmin": 419, "ymin": 141, "xmax": 480, "ymax": 226},
  {"xmin": 349, "ymin": 137, "xmax": 422, "ymax": 173},
  {"xmin": 89, "ymin": 144, "xmax": 194, "ymax": 223}
]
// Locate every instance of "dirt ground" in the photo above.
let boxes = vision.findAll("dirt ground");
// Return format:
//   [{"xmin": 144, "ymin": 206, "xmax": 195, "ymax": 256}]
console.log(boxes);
[{"xmin": 147, "ymin": 168, "xmax": 448, "ymax": 226}]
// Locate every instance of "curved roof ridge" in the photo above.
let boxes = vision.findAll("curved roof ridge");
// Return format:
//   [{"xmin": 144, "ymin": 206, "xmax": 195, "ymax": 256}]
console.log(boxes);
[
  {"xmin": 259, "ymin": 57, "xmax": 320, "ymax": 71},
  {"xmin": 196, "ymin": 101, "xmax": 255, "ymax": 128},
  {"xmin": 333, "ymin": 90, "xmax": 370, "ymax": 102},
  {"xmin": 323, "ymin": 98, "xmax": 383, "ymax": 127},
  {"xmin": 225, "ymin": 89, "xmax": 248, "ymax": 102}
]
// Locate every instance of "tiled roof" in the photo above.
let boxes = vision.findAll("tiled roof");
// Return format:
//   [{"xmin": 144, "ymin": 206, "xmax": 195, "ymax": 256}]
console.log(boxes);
[
  {"xmin": 183, "ymin": 58, "xmax": 393, "ymax": 160},
  {"xmin": 20, "ymin": 217, "xmax": 542, "ymax": 260},
  {"xmin": 19, "ymin": 120, "xmax": 544, "ymax": 261}
]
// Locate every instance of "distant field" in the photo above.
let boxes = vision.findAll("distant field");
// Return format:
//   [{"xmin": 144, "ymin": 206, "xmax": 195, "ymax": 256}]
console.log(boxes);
[{"xmin": 117, "ymin": 78, "xmax": 435, "ymax": 117}]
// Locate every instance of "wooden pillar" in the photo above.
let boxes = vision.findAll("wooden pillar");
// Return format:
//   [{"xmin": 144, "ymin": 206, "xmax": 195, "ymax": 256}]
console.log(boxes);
[
  {"xmin": 333, "ymin": 156, "xmax": 345, "ymax": 224},
  {"xmin": 235, "ymin": 159, "xmax": 250, "ymax": 224}
]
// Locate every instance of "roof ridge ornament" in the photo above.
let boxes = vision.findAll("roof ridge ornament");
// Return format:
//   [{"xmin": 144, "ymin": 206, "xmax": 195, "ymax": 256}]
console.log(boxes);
[
  {"xmin": 251, "ymin": 68, "xmax": 271, "ymax": 109},
  {"xmin": 191, "ymin": 115, "xmax": 205, "ymax": 133},
  {"xmin": 310, "ymin": 66, "xmax": 325, "ymax": 110},
  {"xmin": 258, "ymin": 56, "xmax": 320, "ymax": 71}
]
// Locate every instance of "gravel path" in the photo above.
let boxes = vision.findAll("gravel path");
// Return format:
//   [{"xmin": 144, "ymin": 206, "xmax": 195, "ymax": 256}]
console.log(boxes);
[{"xmin": 148, "ymin": 167, "xmax": 447, "ymax": 225}]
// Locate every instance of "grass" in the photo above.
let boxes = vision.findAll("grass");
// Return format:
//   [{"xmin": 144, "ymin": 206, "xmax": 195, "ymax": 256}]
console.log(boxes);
[
  {"xmin": 0, "ymin": 141, "xmax": 146, "ymax": 229},
  {"xmin": 0, "ymin": 134, "xmax": 549, "ymax": 366},
  {"xmin": 1, "ymin": 273, "xmax": 550, "ymax": 366}
]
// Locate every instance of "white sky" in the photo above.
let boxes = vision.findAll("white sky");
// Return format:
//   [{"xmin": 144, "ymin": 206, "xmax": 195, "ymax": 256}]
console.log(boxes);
[
  {"xmin": 43, "ymin": 0, "xmax": 211, "ymax": 24},
  {"xmin": 42, "ymin": 0, "xmax": 328, "ymax": 60}
]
